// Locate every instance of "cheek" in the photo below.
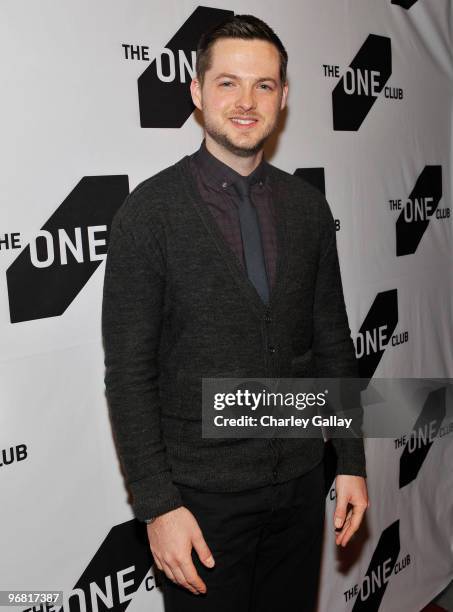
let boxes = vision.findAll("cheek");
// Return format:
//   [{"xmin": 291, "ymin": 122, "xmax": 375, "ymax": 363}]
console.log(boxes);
[
  {"xmin": 261, "ymin": 99, "xmax": 281, "ymax": 121},
  {"xmin": 205, "ymin": 95, "xmax": 230, "ymax": 115}
]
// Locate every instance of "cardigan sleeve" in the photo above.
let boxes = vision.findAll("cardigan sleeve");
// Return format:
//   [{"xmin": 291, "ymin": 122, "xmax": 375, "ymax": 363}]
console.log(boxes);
[
  {"xmin": 101, "ymin": 201, "xmax": 183, "ymax": 520},
  {"xmin": 312, "ymin": 195, "xmax": 367, "ymax": 478}
]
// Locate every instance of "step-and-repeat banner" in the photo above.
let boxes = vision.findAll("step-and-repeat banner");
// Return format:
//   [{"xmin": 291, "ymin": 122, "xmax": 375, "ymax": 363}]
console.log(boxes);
[{"xmin": 2, "ymin": 1, "xmax": 452, "ymax": 610}]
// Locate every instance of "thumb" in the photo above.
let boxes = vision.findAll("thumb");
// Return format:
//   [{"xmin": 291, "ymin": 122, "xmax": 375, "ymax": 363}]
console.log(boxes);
[
  {"xmin": 334, "ymin": 494, "xmax": 348, "ymax": 529},
  {"xmin": 192, "ymin": 531, "xmax": 215, "ymax": 568}
]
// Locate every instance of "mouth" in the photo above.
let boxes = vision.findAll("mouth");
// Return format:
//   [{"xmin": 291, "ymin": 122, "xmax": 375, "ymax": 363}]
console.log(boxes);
[{"xmin": 229, "ymin": 117, "xmax": 259, "ymax": 130}]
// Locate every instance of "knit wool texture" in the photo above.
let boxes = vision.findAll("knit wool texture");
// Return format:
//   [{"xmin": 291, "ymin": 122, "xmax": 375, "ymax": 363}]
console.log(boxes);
[{"xmin": 101, "ymin": 154, "xmax": 367, "ymax": 521}]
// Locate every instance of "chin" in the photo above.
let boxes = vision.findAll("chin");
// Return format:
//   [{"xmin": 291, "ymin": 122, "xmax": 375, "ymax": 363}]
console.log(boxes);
[
  {"xmin": 205, "ymin": 121, "xmax": 268, "ymax": 157},
  {"xmin": 230, "ymin": 147, "xmax": 260, "ymax": 158},
  {"xmin": 225, "ymin": 138, "xmax": 264, "ymax": 157},
  {"xmin": 229, "ymin": 134, "xmax": 266, "ymax": 153}
]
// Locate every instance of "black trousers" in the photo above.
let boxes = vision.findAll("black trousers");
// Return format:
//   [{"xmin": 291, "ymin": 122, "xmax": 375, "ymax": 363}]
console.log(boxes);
[{"xmin": 160, "ymin": 458, "xmax": 326, "ymax": 612}]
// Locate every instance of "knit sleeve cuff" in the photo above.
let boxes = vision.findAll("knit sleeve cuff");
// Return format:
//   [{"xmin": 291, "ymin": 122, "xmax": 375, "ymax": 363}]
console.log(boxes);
[
  {"xmin": 128, "ymin": 471, "xmax": 184, "ymax": 522},
  {"xmin": 333, "ymin": 438, "xmax": 367, "ymax": 478}
]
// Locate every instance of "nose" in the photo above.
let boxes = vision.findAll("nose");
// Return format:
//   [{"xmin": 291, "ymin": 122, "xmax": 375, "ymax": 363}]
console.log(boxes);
[{"xmin": 235, "ymin": 85, "xmax": 256, "ymax": 112}]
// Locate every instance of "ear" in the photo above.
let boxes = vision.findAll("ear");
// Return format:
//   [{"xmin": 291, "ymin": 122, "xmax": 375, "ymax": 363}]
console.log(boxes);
[
  {"xmin": 190, "ymin": 77, "xmax": 203, "ymax": 111},
  {"xmin": 280, "ymin": 81, "xmax": 289, "ymax": 110}
]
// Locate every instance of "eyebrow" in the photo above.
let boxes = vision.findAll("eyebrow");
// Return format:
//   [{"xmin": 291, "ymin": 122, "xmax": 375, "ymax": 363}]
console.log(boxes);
[{"xmin": 214, "ymin": 73, "xmax": 278, "ymax": 85}]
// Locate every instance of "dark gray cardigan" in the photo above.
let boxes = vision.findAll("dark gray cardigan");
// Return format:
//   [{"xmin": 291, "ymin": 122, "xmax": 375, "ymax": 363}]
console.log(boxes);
[{"xmin": 101, "ymin": 153, "xmax": 366, "ymax": 521}]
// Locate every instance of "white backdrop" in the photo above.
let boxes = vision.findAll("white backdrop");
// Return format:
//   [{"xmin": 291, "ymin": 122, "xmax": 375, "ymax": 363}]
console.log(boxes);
[{"xmin": 1, "ymin": 1, "xmax": 452, "ymax": 611}]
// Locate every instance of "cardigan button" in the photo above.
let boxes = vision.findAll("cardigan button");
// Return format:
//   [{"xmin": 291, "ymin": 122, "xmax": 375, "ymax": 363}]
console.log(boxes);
[
  {"xmin": 264, "ymin": 313, "xmax": 272, "ymax": 323},
  {"xmin": 268, "ymin": 345, "xmax": 276, "ymax": 354}
]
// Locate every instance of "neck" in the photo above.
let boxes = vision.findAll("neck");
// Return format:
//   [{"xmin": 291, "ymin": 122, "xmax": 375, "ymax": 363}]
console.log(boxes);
[{"xmin": 204, "ymin": 133, "xmax": 263, "ymax": 176}]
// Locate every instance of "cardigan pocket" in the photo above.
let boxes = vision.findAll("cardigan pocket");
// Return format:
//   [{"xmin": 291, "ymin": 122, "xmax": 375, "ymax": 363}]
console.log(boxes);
[{"xmin": 176, "ymin": 369, "xmax": 251, "ymax": 445}]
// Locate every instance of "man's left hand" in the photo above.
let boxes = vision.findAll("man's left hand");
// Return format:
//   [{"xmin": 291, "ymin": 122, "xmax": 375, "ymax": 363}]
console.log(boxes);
[{"xmin": 334, "ymin": 475, "xmax": 369, "ymax": 547}]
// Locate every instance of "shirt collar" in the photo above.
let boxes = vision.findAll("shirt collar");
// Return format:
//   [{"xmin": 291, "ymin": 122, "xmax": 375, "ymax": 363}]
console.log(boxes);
[{"xmin": 191, "ymin": 138, "xmax": 268, "ymax": 193}]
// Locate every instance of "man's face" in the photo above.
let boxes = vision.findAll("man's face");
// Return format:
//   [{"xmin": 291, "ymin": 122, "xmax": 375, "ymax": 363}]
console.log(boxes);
[{"xmin": 191, "ymin": 38, "xmax": 288, "ymax": 158}]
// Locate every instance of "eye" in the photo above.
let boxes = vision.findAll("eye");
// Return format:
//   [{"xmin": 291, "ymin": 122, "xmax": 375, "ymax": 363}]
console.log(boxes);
[
  {"xmin": 259, "ymin": 83, "xmax": 273, "ymax": 90},
  {"xmin": 220, "ymin": 81, "xmax": 233, "ymax": 87}
]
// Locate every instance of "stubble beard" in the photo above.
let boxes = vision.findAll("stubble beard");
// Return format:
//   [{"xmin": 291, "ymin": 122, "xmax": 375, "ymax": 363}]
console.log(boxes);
[{"xmin": 203, "ymin": 113, "xmax": 278, "ymax": 158}]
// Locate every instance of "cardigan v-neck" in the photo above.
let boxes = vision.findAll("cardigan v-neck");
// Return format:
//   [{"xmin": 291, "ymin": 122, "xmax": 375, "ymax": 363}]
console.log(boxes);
[
  {"xmin": 177, "ymin": 154, "xmax": 290, "ymax": 316},
  {"xmin": 187, "ymin": 139, "xmax": 278, "ymax": 292}
]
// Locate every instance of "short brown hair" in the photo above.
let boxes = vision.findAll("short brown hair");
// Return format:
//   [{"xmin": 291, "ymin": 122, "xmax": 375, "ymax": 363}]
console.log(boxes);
[{"xmin": 196, "ymin": 14, "xmax": 288, "ymax": 87}]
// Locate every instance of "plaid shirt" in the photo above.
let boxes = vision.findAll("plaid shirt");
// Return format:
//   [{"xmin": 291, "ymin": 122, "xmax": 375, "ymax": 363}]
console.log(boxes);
[{"xmin": 188, "ymin": 139, "xmax": 278, "ymax": 290}]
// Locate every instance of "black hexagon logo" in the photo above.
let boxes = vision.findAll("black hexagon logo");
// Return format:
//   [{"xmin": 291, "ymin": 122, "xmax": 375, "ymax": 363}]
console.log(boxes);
[
  {"xmin": 332, "ymin": 35, "xmax": 392, "ymax": 131},
  {"xmin": 138, "ymin": 6, "xmax": 233, "ymax": 128},
  {"xmin": 7, "ymin": 175, "xmax": 128, "ymax": 322}
]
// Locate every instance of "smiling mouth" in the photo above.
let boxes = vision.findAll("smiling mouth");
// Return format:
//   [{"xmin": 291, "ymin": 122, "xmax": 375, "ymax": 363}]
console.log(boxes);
[
  {"xmin": 230, "ymin": 117, "xmax": 258, "ymax": 132},
  {"xmin": 230, "ymin": 117, "xmax": 259, "ymax": 128}
]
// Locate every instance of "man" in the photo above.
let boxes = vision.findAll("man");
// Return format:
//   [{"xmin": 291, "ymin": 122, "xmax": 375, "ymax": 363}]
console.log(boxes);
[{"xmin": 102, "ymin": 14, "xmax": 369, "ymax": 611}]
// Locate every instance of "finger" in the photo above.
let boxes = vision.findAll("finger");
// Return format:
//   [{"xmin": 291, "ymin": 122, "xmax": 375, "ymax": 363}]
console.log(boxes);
[
  {"xmin": 179, "ymin": 558, "xmax": 207, "ymax": 594},
  {"xmin": 335, "ymin": 510, "xmax": 352, "ymax": 535},
  {"xmin": 337, "ymin": 505, "xmax": 363, "ymax": 544},
  {"xmin": 338, "ymin": 520, "xmax": 356, "ymax": 547},
  {"xmin": 191, "ymin": 531, "xmax": 215, "ymax": 569},
  {"xmin": 335, "ymin": 514, "xmax": 352, "ymax": 544},
  {"xmin": 172, "ymin": 564, "xmax": 202, "ymax": 595},
  {"xmin": 153, "ymin": 554, "xmax": 164, "ymax": 572},
  {"xmin": 162, "ymin": 560, "xmax": 178, "ymax": 585},
  {"xmin": 338, "ymin": 505, "xmax": 367, "ymax": 547},
  {"xmin": 335, "ymin": 508, "xmax": 352, "ymax": 532},
  {"xmin": 334, "ymin": 495, "xmax": 349, "ymax": 529}
]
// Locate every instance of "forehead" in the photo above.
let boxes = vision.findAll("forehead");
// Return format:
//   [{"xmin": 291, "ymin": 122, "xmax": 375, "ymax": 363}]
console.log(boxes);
[{"xmin": 207, "ymin": 38, "xmax": 280, "ymax": 78}]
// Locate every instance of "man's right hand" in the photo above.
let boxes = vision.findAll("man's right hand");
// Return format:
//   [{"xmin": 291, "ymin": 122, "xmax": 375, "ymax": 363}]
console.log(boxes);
[{"xmin": 147, "ymin": 506, "xmax": 215, "ymax": 595}]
